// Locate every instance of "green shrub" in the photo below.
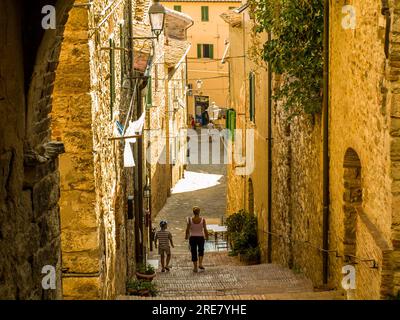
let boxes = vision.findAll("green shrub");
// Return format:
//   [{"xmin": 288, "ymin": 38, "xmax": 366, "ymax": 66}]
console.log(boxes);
[
  {"xmin": 226, "ymin": 210, "xmax": 260, "ymax": 263},
  {"xmin": 242, "ymin": 246, "xmax": 261, "ymax": 263},
  {"xmin": 136, "ymin": 263, "xmax": 155, "ymax": 275},
  {"xmin": 126, "ymin": 279, "xmax": 158, "ymax": 297}
]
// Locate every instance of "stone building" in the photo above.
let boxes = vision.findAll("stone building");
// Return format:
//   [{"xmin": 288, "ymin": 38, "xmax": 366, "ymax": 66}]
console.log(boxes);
[
  {"xmin": 0, "ymin": 0, "xmax": 74, "ymax": 299},
  {"xmin": 161, "ymin": 0, "xmax": 241, "ymax": 126},
  {"xmin": 220, "ymin": 5, "xmax": 270, "ymax": 261},
  {"xmin": 51, "ymin": 0, "xmax": 192, "ymax": 299},
  {"xmin": 223, "ymin": 0, "xmax": 400, "ymax": 300},
  {"xmin": 0, "ymin": 0, "xmax": 191, "ymax": 300},
  {"xmin": 144, "ymin": 9, "xmax": 193, "ymax": 218},
  {"xmin": 329, "ymin": 0, "xmax": 400, "ymax": 299}
]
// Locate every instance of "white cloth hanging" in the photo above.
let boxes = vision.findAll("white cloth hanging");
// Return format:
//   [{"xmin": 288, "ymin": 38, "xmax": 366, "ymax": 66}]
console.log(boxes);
[{"xmin": 123, "ymin": 111, "xmax": 146, "ymax": 167}]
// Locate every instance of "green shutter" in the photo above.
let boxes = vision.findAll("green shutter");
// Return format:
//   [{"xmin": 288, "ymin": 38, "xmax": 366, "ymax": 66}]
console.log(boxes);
[
  {"xmin": 197, "ymin": 44, "xmax": 202, "ymax": 58},
  {"xmin": 120, "ymin": 25, "xmax": 125, "ymax": 87},
  {"xmin": 249, "ymin": 73, "xmax": 255, "ymax": 122},
  {"xmin": 209, "ymin": 44, "xmax": 214, "ymax": 59},
  {"xmin": 110, "ymin": 38, "xmax": 115, "ymax": 120},
  {"xmin": 174, "ymin": 5, "xmax": 181, "ymax": 12},
  {"xmin": 226, "ymin": 109, "xmax": 236, "ymax": 140},
  {"xmin": 201, "ymin": 6, "xmax": 209, "ymax": 21},
  {"xmin": 231, "ymin": 110, "xmax": 236, "ymax": 140}
]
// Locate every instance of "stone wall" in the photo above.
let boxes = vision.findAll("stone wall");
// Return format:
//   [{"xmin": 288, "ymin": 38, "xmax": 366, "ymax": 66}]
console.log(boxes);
[
  {"xmin": 385, "ymin": 0, "xmax": 400, "ymax": 298},
  {"xmin": 0, "ymin": 0, "xmax": 73, "ymax": 299},
  {"xmin": 225, "ymin": 20, "xmax": 246, "ymax": 217},
  {"xmin": 87, "ymin": 0, "xmax": 135, "ymax": 299},
  {"xmin": 269, "ymin": 78, "xmax": 324, "ymax": 285},
  {"xmin": 329, "ymin": 0, "xmax": 394, "ymax": 299},
  {"xmin": 51, "ymin": 3, "xmax": 100, "ymax": 299}
]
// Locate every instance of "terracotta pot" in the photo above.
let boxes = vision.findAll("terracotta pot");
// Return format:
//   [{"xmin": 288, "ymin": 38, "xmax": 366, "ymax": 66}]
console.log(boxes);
[{"xmin": 136, "ymin": 272, "xmax": 156, "ymax": 282}]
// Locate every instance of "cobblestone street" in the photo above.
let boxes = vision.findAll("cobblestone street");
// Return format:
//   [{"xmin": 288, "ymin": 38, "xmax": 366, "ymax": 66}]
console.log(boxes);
[{"xmin": 120, "ymin": 139, "xmax": 344, "ymax": 300}]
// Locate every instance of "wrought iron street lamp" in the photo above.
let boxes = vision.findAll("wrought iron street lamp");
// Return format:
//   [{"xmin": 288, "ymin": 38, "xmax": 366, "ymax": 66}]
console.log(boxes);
[{"xmin": 149, "ymin": 0, "xmax": 166, "ymax": 39}]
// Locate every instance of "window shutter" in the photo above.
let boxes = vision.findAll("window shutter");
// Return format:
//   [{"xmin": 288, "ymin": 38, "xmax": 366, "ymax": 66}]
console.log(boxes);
[
  {"xmin": 197, "ymin": 44, "xmax": 202, "ymax": 58},
  {"xmin": 201, "ymin": 6, "xmax": 209, "ymax": 21},
  {"xmin": 209, "ymin": 44, "xmax": 214, "ymax": 59},
  {"xmin": 231, "ymin": 110, "xmax": 236, "ymax": 140},
  {"xmin": 249, "ymin": 72, "xmax": 255, "ymax": 122},
  {"xmin": 120, "ymin": 25, "xmax": 125, "ymax": 87},
  {"xmin": 174, "ymin": 5, "xmax": 181, "ymax": 12}
]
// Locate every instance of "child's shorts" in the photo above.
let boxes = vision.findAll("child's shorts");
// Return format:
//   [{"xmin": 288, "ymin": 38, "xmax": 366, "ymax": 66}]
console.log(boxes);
[{"xmin": 159, "ymin": 247, "xmax": 171, "ymax": 255}]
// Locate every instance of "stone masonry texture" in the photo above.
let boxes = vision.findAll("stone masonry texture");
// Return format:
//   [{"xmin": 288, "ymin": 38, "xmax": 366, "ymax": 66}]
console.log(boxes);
[{"xmin": 0, "ymin": 0, "xmax": 74, "ymax": 299}]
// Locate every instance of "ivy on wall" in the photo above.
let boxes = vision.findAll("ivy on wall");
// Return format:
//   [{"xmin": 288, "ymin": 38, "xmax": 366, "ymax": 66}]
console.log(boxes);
[{"xmin": 249, "ymin": 0, "xmax": 324, "ymax": 114}]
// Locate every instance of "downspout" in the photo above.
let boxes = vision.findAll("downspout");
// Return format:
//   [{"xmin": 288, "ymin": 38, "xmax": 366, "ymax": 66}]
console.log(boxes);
[
  {"xmin": 382, "ymin": 0, "xmax": 391, "ymax": 59},
  {"xmin": 322, "ymin": 0, "xmax": 330, "ymax": 285},
  {"xmin": 267, "ymin": 31, "xmax": 273, "ymax": 264}
]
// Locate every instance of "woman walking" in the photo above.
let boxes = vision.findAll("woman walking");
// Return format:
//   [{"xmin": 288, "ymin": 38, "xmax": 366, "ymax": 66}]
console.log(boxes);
[{"xmin": 185, "ymin": 206, "xmax": 209, "ymax": 272}]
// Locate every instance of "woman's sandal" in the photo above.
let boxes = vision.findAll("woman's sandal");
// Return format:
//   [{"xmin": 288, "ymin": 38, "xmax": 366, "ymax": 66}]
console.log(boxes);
[
  {"xmin": 165, "ymin": 267, "xmax": 170, "ymax": 271},
  {"xmin": 193, "ymin": 268, "xmax": 198, "ymax": 273},
  {"xmin": 199, "ymin": 266, "xmax": 205, "ymax": 270}
]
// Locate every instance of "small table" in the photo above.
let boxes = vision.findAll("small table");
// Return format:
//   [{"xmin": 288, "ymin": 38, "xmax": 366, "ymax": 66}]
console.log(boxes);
[{"xmin": 207, "ymin": 224, "xmax": 228, "ymax": 250}]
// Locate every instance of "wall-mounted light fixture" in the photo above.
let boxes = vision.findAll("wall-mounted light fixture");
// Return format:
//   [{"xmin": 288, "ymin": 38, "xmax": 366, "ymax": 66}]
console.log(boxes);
[
  {"xmin": 131, "ymin": 0, "xmax": 166, "ymax": 41},
  {"xmin": 149, "ymin": 0, "xmax": 166, "ymax": 39}
]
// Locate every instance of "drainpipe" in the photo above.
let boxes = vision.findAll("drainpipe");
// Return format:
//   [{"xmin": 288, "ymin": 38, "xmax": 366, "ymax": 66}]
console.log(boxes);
[
  {"xmin": 382, "ymin": 0, "xmax": 391, "ymax": 59},
  {"xmin": 322, "ymin": 0, "xmax": 330, "ymax": 285},
  {"xmin": 267, "ymin": 31, "xmax": 273, "ymax": 264}
]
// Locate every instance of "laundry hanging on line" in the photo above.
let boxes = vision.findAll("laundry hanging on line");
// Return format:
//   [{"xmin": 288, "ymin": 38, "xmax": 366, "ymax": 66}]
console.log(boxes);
[{"xmin": 114, "ymin": 112, "xmax": 146, "ymax": 168}]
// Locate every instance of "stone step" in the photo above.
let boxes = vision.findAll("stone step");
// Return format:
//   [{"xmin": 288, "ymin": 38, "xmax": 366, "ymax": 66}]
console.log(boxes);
[{"xmin": 118, "ymin": 290, "xmax": 345, "ymax": 300}]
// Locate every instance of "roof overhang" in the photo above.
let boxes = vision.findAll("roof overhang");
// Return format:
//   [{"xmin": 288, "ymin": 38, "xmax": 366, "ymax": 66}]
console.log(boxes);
[
  {"xmin": 164, "ymin": 8, "xmax": 193, "ymax": 40},
  {"xmin": 220, "ymin": 10, "xmax": 242, "ymax": 27}
]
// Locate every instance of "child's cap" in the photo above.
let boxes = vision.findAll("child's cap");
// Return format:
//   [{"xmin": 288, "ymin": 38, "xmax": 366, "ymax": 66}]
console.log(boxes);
[{"xmin": 160, "ymin": 220, "xmax": 168, "ymax": 227}]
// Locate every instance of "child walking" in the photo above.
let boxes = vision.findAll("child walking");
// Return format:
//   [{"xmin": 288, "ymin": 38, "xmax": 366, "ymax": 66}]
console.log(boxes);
[{"xmin": 154, "ymin": 220, "xmax": 174, "ymax": 272}]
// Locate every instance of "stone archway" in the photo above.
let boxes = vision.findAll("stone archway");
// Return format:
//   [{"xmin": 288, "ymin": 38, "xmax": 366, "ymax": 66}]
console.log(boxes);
[
  {"xmin": 0, "ymin": 0, "xmax": 74, "ymax": 299},
  {"xmin": 343, "ymin": 148, "xmax": 362, "ymax": 263}
]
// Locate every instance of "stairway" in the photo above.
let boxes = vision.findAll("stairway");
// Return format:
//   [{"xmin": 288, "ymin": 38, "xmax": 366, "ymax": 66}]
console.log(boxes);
[{"xmin": 118, "ymin": 253, "xmax": 344, "ymax": 300}]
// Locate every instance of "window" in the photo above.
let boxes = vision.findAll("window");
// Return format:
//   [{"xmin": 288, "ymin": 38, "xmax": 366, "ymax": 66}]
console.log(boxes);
[
  {"xmin": 197, "ymin": 44, "xmax": 214, "ymax": 59},
  {"xmin": 174, "ymin": 5, "xmax": 181, "ymax": 12},
  {"xmin": 249, "ymin": 72, "xmax": 255, "ymax": 122},
  {"xmin": 201, "ymin": 6, "xmax": 209, "ymax": 21}
]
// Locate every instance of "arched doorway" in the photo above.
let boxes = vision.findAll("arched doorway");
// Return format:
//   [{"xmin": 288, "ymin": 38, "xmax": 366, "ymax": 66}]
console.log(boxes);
[{"xmin": 342, "ymin": 148, "xmax": 362, "ymax": 294}]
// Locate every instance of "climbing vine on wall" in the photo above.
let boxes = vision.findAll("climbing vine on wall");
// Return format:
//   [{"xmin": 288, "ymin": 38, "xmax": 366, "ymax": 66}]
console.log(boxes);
[{"xmin": 249, "ymin": 0, "xmax": 324, "ymax": 114}]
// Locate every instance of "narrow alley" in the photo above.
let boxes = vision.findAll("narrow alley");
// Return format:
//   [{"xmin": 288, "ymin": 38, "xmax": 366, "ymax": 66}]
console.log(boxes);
[
  {"xmin": 120, "ymin": 135, "xmax": 343, "ymax": 300},
  {"xmin": 2, "ymin": 0, "xmax": 400, "ymax": 304}
]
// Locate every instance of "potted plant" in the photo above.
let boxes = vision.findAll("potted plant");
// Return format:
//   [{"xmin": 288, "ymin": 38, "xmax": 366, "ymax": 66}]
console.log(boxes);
[
  {"xmin": 126, "ymin": 279, "xmax": 158, "ymax": 297},
  {"xmin": 226, "ymin": 210, "xmax": 261, "ymax": 265},
  {"xmin": 136, "ymin": 263, "xmax": 156, "ymax": 281}
]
